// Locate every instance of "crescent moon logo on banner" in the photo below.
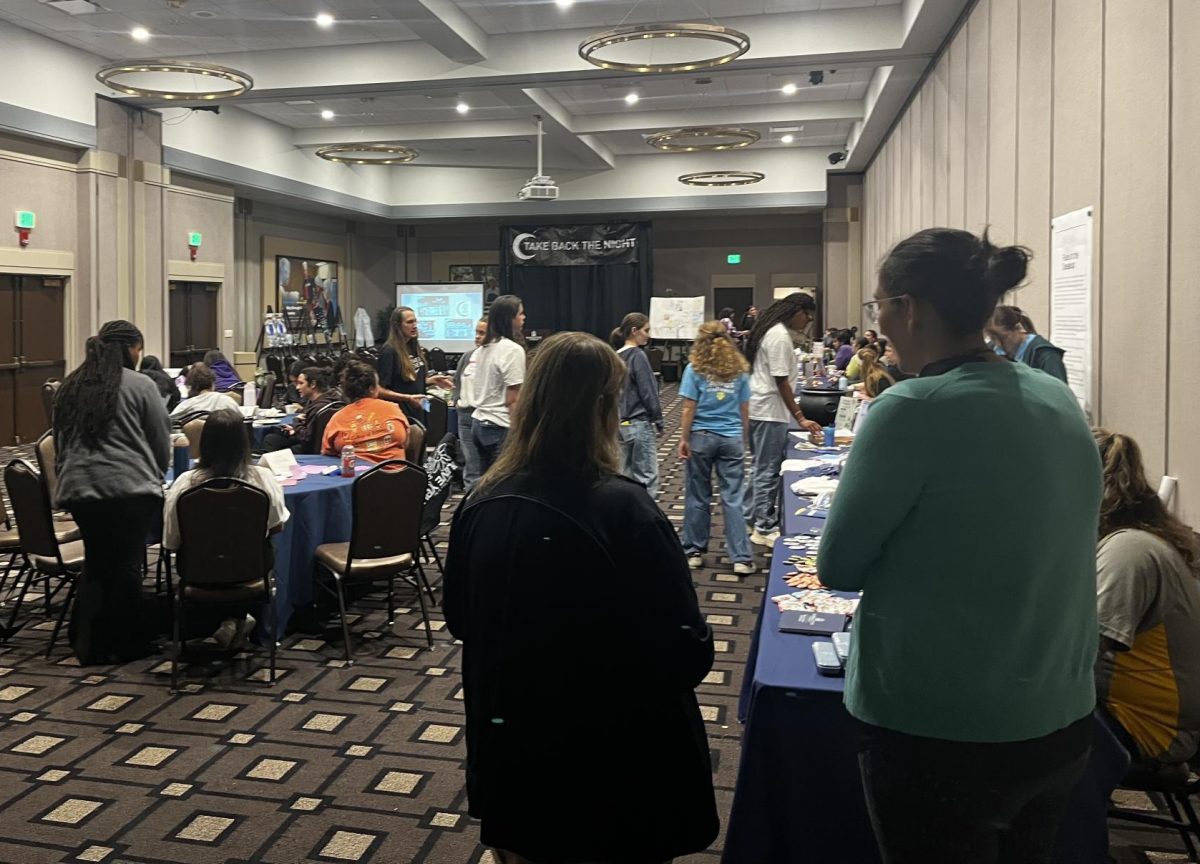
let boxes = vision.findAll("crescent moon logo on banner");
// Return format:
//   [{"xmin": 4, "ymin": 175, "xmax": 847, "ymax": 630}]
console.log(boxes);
[{"xmin": 512, "ymin": 232, "xmax": 536, "ymax": 261}]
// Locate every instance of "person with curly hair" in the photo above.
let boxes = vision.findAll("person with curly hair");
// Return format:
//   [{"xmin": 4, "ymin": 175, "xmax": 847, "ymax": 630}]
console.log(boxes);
[{"xmin": 678, "ymin": 322, "xmax": 755, "ymax": 574}]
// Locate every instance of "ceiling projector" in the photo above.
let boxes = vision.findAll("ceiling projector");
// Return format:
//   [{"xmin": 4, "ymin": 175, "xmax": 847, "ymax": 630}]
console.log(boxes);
[{"xmin": 518, "ymin": 115, "xmax": 558, "ymax": 201}]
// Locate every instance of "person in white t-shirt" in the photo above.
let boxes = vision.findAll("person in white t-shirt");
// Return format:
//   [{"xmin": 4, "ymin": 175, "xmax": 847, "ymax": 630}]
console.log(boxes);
[
  {"xmin": 471, "ymin": 295, "xmax": 527, "ymax": 474},
  {"xmin": 453, "ymin": 319, "xmax": 489, "ymax": 491},
  {"xmin": 742, "ymin": 293, "xmax": 822, "ymax": 545},
  {"xmin": 163, "ymin": 408, "xmax": 290, "ymax": 648},
  {"xmin": 170, "ymin": 364, "xmax": 240, "ymax": 420}
]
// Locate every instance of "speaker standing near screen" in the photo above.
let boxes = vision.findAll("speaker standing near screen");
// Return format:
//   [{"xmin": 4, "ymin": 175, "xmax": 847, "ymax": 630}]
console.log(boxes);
[{"xmin": 377, "ymin": 306, "xmax": 454, "ymax": 424}]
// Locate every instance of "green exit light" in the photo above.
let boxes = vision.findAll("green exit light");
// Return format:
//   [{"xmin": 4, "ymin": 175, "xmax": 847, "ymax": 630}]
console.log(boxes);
[
  {"xmin": 727, "ymin": 253, "xmax": 742, "ymax": 265},
  {"xmin": 14, "ymin": 211, "xmax": 35, "ymax": 230},
  {"xmin": 188, "ymin": 231, "xmax": 203, "ymax": 247}
]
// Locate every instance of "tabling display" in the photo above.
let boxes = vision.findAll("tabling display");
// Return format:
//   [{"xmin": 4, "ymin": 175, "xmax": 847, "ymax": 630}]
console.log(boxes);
[{"xmin": 396, "ymin": 283, "xmax": 485, "ymax": 353}]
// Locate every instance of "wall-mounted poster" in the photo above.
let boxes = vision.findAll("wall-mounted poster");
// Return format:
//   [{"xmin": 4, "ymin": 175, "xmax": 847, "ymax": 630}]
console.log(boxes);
[
  {"xmin": 277, "ymin": 255, "xmax": 339, "ymax": 333},
  {"xmin": 450, "ymin": 264, "xmax": 500, "ymax": 305}
]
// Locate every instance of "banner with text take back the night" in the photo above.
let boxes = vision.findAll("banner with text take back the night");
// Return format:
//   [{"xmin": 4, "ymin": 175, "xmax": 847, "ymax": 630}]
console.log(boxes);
[{"xmin": 502, "ymin": 223, "xmax": 646, "ymax": 267}]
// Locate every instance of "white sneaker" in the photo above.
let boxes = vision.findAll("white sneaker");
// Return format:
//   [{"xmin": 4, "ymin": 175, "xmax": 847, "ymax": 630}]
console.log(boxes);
[
  {"xmin": 687, "ymin": 555, "xmax": 704, "ymax": 570},
  {"xmin": 733, "ymin": 562, "xmax": 756, "ymax": 575},
  {"xmin": 750, "ymin": 529, "xmax": 780, "ymax": 547}
]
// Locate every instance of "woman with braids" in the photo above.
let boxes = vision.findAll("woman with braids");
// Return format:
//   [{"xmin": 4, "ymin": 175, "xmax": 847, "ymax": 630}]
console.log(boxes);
[
  {"xmin": 610, "ymin": 312, "xmax": 662, "ymax": 500},
  {"xmin": 376, "ymin": 306, "xmax": 455, "ymax": 425},
  {"xmin": 678, "ymin": 322, "xmax": 754, "ymax": 574},
  {"xmin": 53, "ymin": 320, "xmax": 171, "ymax": 664},
  {"xmin": 1092, "ymin": 428, "xmax": 1200, "ymax": 768},
  {"xmin": 742, "ymin": 292, "xmax": 822, "ymax": 546}
]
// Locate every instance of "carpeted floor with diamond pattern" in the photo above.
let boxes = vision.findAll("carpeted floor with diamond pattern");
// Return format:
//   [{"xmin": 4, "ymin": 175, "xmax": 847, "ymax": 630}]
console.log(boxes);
[{"xmin": 0, "ymin": 387, "xmax": 1191, "ymax": 863}]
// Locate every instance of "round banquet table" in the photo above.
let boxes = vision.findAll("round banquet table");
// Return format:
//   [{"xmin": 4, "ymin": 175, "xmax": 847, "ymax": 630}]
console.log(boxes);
[{"xmin": 249, "ymin": 413, "xmax": 296, "ymax": 449}]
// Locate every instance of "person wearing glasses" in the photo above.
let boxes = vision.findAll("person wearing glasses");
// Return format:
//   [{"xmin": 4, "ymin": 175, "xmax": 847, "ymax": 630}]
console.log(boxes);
[
  {"xmin": 821, "ymin": 229, "xmax": 1102, "ymax": 864},
  {"xmin": 742, "ymin": 293, "xmax": 822, "ymax": 546},
  {"xmin": 986, "ymin": 305, "xmax": 1069, "ymax": 384}
]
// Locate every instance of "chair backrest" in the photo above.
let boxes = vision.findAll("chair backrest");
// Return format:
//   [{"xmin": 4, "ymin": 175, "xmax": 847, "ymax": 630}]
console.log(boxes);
[
  {"xmin": 421, "ymin": 437, "xmax": 459, "ymax": 534},
  {"xmin": 644, "ymin": 347, "xmax": 664, "ymax": 374},
  {"xmin": 182, "ymin": 417, "xmax": 207, "ymax": 459},
  {"xmin": 302, "ymin": 400, "xmax": 346, "ymax": 456},
  {"xmin": 3, "ymin": 459, "xmax": 59, "ymax": 558},
  {"xmin": 349, "ymin": 459, "xmax": 426, "ymax": 562},
  {"xmin": 424, "ymin": 396, "xmax": 447, "ymax": 449},
  {"xmin": 34, "ymin": 431, "xmax": 59, "ymax": 508},
  {"xmin": 40, "ymin": 379, "xmax": 61, "ymax": 428},
  {"xmin": 405, "ymin": 423, "xmax": 425, "ymax": 466},
  {"xmin": 264, "ymin": 354, "xmax": 284, "ymax": 380},
  {"xmin": 175, "ymin": 477, "xmax": 271, "ymax": 587},
  {"xmin": 258, "ymin": 373, "xmax": 276, "ymax": 408},
  {"xmin": 428, "ymin": 347, "xmax": 447, "ymax": 372}
]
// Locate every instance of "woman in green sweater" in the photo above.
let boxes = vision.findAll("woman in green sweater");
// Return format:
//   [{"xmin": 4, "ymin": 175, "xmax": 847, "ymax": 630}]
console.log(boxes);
[{"xmin": 821, "ymin": 229, "xmax": 1102, "ymax": 864}]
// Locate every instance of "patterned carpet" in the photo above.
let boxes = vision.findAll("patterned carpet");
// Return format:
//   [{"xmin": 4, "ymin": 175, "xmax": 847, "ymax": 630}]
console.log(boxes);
[{"xmin": 0, "ymin": 388, "xmax": 1192, "ymax": 863}]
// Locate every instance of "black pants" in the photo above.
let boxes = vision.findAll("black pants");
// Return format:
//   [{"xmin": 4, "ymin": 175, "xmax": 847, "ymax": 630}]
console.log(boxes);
[
  {"xmin": 261, "ymin": 431, "xmax": 300, "ymax": 453},
  {"xmin": 67, "ymin": 495, "xmax": 161, "ymax": 665},
  {"xmin": 857, "ymin": 716, "xmax": 1092, "ymax": 864}
]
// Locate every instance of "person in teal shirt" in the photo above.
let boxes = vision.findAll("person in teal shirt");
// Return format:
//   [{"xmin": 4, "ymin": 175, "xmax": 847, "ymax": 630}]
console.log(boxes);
[
  {"xmin": 822, "ymin": 228, "xmax": 1102, "ymax": 864},
  {"xmin": 987, "ymin": 305, "xmax": 1068, "ymax": 384}
]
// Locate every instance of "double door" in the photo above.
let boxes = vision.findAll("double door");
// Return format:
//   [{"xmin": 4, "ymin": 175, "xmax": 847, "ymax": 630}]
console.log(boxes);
[
  {"xmin": 0, "ymin": 275, "xmax": 66, "ymax": 445},
  {"xmin": 169, "ymin": 281, "xmax": 219, "ymax": 368}
]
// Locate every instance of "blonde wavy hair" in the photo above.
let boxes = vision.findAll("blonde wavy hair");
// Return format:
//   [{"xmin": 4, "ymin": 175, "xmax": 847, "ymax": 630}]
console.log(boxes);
[
  {"xmin": 858, "ymin": 348, "xmax": 894, "ymax": 398},
  {"xmin": 689, "ymin": 321, "xmax": 749, "ymax": 382},
  {"xmin": 1093, "ymin": 427, "xmax": 1199, "ymax": 570}
]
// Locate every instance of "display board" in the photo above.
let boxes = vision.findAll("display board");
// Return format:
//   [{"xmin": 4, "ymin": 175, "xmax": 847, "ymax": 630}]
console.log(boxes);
[
  {"xmin": 649, "ymin": 296, "xmax": 706, "ymax": 341},
  {"xmin": 1049, "ymin": 207, "xmax": 1094, "ymax": 415},
  {"xmin": 396, "ymin": 283, "xmax": 485, "ymax": 353}
]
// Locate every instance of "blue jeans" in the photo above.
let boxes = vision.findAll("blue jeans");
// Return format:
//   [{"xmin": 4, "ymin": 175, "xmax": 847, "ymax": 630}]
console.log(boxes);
[
  {"xmin": 618, "ymin": 419, "xmax": 659, "ymax": 500},
  {"xmin": 743, "ymin": 419, "xmax": 788, "ymax": 533},
  {"xmin": 683, "ymin": 430, "xmax": 751, "ymax": 563},
  {"xmin": 473, "ymin": 420, "xmax": 508, "ymax": 474},
  {"xmin": 457, "ymin": 410, "xmax": 483, "ymax": 492}
]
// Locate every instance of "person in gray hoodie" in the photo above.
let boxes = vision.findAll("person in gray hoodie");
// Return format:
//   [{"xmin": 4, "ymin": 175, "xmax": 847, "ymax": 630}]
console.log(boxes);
[{"xmin": 53, "ymin": 320, "xmax": 170, "ymax": 664}]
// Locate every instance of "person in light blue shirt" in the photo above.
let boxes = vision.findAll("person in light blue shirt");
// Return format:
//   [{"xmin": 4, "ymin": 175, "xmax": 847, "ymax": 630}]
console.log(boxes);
[{"xmin": 678, "ymin": 322, "xmax": 754, "ymax": 574}]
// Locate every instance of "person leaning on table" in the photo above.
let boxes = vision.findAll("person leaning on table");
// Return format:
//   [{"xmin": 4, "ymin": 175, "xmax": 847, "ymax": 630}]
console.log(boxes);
[{"xmin": 819, "ymin": 228, "xmax": 1103, "ymax": 864}]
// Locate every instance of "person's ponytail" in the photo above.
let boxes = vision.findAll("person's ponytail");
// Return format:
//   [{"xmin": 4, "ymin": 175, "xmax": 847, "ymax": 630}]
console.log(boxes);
[
  {"xmin": 985, "ymin": 241, "xmax": 1031, "ymax": 301},
  {"xmin": 55, "ymin": 319, "xmax": 143, "ymax": 448}
]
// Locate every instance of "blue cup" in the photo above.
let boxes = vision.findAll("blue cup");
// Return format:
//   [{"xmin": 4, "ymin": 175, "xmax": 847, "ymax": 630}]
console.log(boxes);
[
  {"xmin": 172, "ymin": 444, "xmax": 191, "ymax": 480},
  {"xmin": 823, "ymin": 425, "xmax": 835, "ymax": 448}
]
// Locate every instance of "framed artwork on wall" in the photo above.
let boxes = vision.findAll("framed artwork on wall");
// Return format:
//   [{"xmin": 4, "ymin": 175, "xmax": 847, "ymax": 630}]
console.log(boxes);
[
  {"xmin": 450, "ymin": 264, "xmax": 500, "ymax": 304},
  {"xmin": 276, "ymin": 255, "xmax": 340, "ymax": 334}
]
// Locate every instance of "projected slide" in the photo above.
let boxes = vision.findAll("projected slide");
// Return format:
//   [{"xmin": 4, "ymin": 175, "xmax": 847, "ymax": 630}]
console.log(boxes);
[{"xmin": 396, "ymin": 283, "xmax": 485, "ymax": 353}]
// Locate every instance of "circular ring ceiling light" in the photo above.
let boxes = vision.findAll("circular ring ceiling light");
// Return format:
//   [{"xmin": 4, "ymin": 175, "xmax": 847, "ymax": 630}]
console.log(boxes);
[
  {"xmin": 678, "ymin": 170, "xmax": 765, "ymax": 187},
  {"xmin": 315, "ymin": 144, "xmax": 420, "ymax": 165},
  {"xmin": 579, "ymin": 22, "xmax": 750, "ymax": 73},
  {"xmin": 647, "ymin": 126, "xmax": 760, "ymax": 153},
  {"xmin": 96, "ymin": 59, "xmax": 253, "ymax": 100}
]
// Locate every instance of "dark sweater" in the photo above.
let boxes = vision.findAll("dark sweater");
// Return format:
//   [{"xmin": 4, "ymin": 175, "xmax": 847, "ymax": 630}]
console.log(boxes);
[{"xmin": 616, "ymin": 345, "xmax": 663, "ymax": 428}]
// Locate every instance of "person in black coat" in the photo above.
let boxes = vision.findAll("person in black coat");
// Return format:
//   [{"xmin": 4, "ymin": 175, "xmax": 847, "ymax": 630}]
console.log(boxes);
[
  {"xmin": 444, "ymin": 331, "xmax": 718, "ymax": 864},
  {"xmin": 138, "ymin": 354, "xmax": 180, "ymax": 412}
]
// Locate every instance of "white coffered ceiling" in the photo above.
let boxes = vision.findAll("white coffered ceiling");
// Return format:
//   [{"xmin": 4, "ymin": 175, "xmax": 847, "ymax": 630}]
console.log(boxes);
[{"xmin": 0, "ymin": 0, "xmax": 971, "ymax": 208}]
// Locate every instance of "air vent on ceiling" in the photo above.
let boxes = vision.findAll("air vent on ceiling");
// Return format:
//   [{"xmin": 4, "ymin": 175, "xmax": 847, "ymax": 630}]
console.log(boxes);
[
  {"xmin": 285, "ymin": 100, "xmax": 317, "ymax": 106},
  {"xmin": 39, "ymin": 0, "xmax": 104, "ymax": 15}
]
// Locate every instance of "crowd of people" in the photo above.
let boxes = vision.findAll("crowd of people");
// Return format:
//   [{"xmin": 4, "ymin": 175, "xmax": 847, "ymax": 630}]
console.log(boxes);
[{"xmin": 31, "ymin": 224, "xmax": 1198, "ymax": 864}]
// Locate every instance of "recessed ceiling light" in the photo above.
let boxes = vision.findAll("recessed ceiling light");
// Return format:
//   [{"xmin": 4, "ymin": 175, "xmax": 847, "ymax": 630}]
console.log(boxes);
[
  {"xmin": 781, "ymin": 134, "xmax": 794, "ymax": 144},
  {"xmin": 130, "ymin": 26, "xmax": 150, "ymax": 41},
  {"xmin": 624, "ymin": 92, "xmax": 640, "ymax": 105},
  {"xmin": 555, "ymin": 0, "xmax": 575, "ymax": 7},
  {"xmin": 781, "ymin": 82, "xmax": 798, "ymax": 95},
  {"xmin": 456, "ymin": 100, "xmax": 470, "ymax": 114},
  {"xmin": 315, "ymin": 12, "xmax": 334, "ymax": 28},
  {"xmin": 320, "ymin": 109, "xmax": 335, "ymax": 120}
]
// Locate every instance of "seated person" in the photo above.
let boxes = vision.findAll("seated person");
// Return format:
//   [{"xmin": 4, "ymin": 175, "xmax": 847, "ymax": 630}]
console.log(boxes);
[
  {"xmin": 139, "ymin": 354, "xmax": 180, "ymax": 412},
  {"xmin": 880, "ymin": 340, "xmax": 913, "ymax": 384},
  {"xmin": 844, "ymin": 337, "xmax": 872, "ymax": 381},
  {"xmin": 1093, "ymin": 427, "xmax": 1200, "ymax": 766},
  {"xmin": 832, "ymin": 329, "xmax": 855, "ymax": 371},
  {"xmin": 322, "ymin": 360, "xmax": 410, "ymax": 463},
  {"xmin": 170, "ymin": 364, "xmax": 240, "ymax": 420},
  {"xmin": 202, "ymin": 349, "xmax": 242, "ymax": 392},
  {"xmin": 263, "ymin": 366, "xmax": 341, "ymax": 453},
  {"xmin": 284, "ymin": 360, "xmax": 305, "ymax": 405},
  {"xmin": 162, "ymin": 408, "xmax": 289, "ymax": 648}
]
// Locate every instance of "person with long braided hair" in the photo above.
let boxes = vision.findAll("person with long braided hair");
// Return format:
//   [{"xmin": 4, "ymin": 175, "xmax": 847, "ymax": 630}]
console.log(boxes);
[{"xmin": 53, "ymin": 320, "xmax": 171, "ymax": 664}]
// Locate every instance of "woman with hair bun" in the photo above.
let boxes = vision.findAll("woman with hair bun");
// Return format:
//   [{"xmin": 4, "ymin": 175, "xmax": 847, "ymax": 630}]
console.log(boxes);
[
  {"xmin": 987, "ymin": 305, "xmax": 1068, "ymax": 384},
  {"xmin": 820, "ymin": 229, "xmax": 1103, "ymax": 863}
]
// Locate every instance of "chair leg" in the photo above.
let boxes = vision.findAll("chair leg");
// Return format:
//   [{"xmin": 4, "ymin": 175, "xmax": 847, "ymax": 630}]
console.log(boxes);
[
  {"xmin": 0, "ymin": 553, "xmax": 17, "ymax": 598},
  {"xmin": 419, "ymin": 559, "xmax": 437, "ymax": 607},
  {"xmin": 164, "ymin": 552, "xmax": 175, "ymax": 609},
  {"xmin": 46, "ymin": 573, "xmax": 78, "ymax": 659},
  {"xmin": 1179, "ymin": 793, "xmax": 1200, "ymax": 860},
  {"xmin": 171, "ymin": 600, "xmax": 182, "ymax": 692},
  {"xmin": 333, "ymin": 574, "xmax": 354, "ymax": 664},
  {"xmin": 1165, "ymin": 793, "xmax": 1200, "ymax": 860},
  {"xmin": 428, "ymin": 537, "xmax": 446, "ymax": 577},
  {"xmin": 4, "ymin": 563, "xmax": 38, "ymax": 637},
  {"xmin": 386, "ymin": 571, "xmax": 395, "ymax": 626},
  {"xmin": 412, "ymin": 565, "xmax": 433, "ymax": 649},
  {"xmin": 266, "ymin": 585, "xmax": 277, "ymax": 687}
]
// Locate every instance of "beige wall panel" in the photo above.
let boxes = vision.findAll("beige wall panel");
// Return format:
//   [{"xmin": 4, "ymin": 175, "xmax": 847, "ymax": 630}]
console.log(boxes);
[
  {"xmin": 0, "ymin": 156, "xmax": 78, "ymax": 252},
  {"xmin": 987, "ymin": 0, "xmax": 1018, "ymax": 243},
  {"xmin": 947, "ymin": 31, "xmax": 968, "ymax": 228},
  {"xmin": 165, "ymin": 187, "xmax": 236, "ymax": 358},
  {"xmin": 1014, "ymin": 0, "xmax": 1054, "ymax": 328},
  {"xmin": 908, "ymin": 92, "xmax": 922, "ymax": 233},
  {"xmin": 1169, "ymin": 0, "xmax": 1200, "ymax": 525},
  {"xmin": 891, "ymin": 131, "xmax": 903, "ymax": 245},
  {"xmin": 932, "ymin": 54, "xmax": 950, "ymax": 227},
  {"xmin": 920, "ymin": 74, "xmax": 936, "ymax": 229},
  {"xmin": 964, "ymin": 2, "xmax": 990, "ymax": 234}
]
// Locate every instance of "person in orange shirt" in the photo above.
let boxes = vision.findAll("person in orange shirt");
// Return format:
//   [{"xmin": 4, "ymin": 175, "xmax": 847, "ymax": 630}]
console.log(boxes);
[{"xmin": 322, "ymin": 360, "xmax": 409, "ymax": 463}]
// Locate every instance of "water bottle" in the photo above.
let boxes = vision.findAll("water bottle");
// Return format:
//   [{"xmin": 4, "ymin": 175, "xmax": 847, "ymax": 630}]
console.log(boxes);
[
  {"xmin": 837, "ymin": 376, "xmax": 848, "ymax": 391},
  {"xmin": 340, "ymin": 445, "xmax": 356, "ymax": 477},
  {"xmin": 243, "ymin": 380, "xmax": 257, "ymax": 408},
  {"xmin": 823, "ymin": 425, "xmax": 835, "ymax": 448}
]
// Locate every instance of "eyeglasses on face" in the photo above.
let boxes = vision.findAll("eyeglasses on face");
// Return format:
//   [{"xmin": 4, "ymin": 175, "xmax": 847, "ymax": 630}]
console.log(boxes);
[{"xmin": 861, "ymin": 294, "xmax": 909, "ymax": 324}]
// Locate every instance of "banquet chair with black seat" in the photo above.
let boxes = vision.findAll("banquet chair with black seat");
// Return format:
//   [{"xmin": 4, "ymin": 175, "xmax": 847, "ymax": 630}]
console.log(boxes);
[
  {"xmin": 264, "ymin": 354, "xmax": 285, "ymax": 382},
  {"xmin": 40, "ymin": 379, "xmax": 61, "ymax": 428},
  {"xmin": 2, "ymin": 459, "xmax": 83, "ymax": 656},
  {"xmin": 1109, "ymin": 757, "xmax": 1200, "ymax": 859},
  {"xmin": 33, "ymin": 432, "xmax": 80, "ymax": 530},
  {"xmin": 257, "ymin": 373, "xmax": 276, "ymax": 409},
  {"xmin": 428, "ymin": 347, "xmax": 447, "ymax": 373},
  {"xmin": 405, "ymin": 423, "xmax": 426, "ymax": 468},
  {"xmin": 314, "ymin": 459, "xmax": 434, "ymax": 662},
  {"xmin": 171, "ymin": 477, "xmax": 277, "ymax": 690},
  {"xmin": 424, "ymin": 395, "xmax": 447, "ymax": 452},
  {"xmin": 0, "ymin": 488, "xmax": 24, "ymax": 600}
]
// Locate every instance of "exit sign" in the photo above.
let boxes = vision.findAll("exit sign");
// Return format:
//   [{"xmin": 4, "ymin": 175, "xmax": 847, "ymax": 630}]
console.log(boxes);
[
  {"xmin": 727, "ymin": 253, "xmax": 742, "ymax": 265},
  {"xmin": 188, "ymin": 231, "xmax": 203, "ymax": 247},
  {"xmin": 14, "ymin": 211, "xmax": 35, "ymax": 230}
]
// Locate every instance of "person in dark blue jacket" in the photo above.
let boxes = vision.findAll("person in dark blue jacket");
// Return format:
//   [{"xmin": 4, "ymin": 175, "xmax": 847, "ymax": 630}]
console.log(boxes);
[
  {"xmin": 987, "ymin": 305, "xmax": 1069, "ymax": 384},
  {"xmin": 610, "ymin": 312, "xmax": 663, "ymax": 500}
]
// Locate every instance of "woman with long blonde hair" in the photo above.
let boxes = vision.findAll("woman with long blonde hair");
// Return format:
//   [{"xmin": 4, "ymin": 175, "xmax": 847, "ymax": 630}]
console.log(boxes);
[
  {"xmin": 679, "ymin": 321, "xmax": 755, "ymax": 573},
  {"xmin": 444, "ymin": 332, "xmax": 718, "ymax": 864},
  {"xmin": 377, "ymin": 306, "xmax": 454, "ymax": 423},
  {"xmin": 855, "ymin": 348, "xmax": 896, "ymax": 399},
  {"xmin": 1092, "ymin": 428, "xmax": 1200, "ymax": 766}
]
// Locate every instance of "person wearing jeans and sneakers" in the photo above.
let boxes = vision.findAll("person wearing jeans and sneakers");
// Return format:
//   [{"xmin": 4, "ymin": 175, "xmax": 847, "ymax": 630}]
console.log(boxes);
[
  {"xmin": 679, "ymin": 322, "xmax": 755, "ymax": 575},
  {"xmin": 743, "ymin": 293, "xmax": 822, "ymax": 546},
  {"xmin": 611, "ymin": 312, "xmax": 663, "ymax": 500}
]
